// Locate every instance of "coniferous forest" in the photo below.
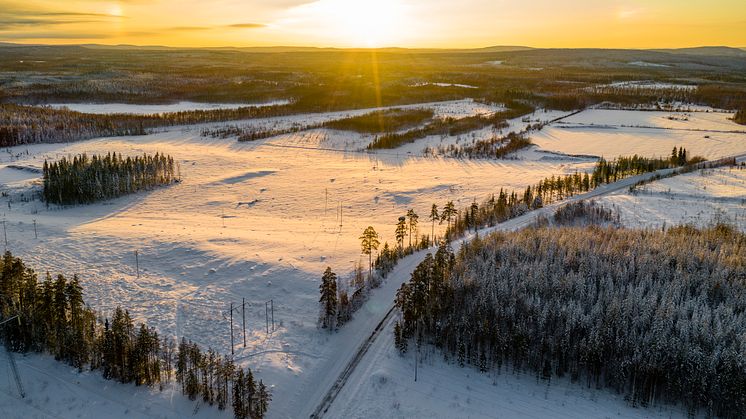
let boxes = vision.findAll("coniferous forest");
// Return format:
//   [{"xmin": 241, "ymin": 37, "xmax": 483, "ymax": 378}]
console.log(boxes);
[
  {"xmin": 0, "ymin": 252, "xmax": 271, "ymax": 419},
  {"xmin": 394, "ymin": 225, "xmax": 746, "ymax": 417},
  {"xmin": 43, "ymin": 152, "xmax": 179, "ymax": 205}
]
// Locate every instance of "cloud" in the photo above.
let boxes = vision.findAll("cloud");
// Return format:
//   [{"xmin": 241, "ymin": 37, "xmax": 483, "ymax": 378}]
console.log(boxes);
[
  {"xmin": 0, "ymin": 31, "xmax": 113, "ymax": 40},
  {"xmin": 170, "ymin": 26, "xmax": 212, "ymax": 31},
  {"xmin": 227, "ymin": 23, "xmax": 266, "ymax": 29}
]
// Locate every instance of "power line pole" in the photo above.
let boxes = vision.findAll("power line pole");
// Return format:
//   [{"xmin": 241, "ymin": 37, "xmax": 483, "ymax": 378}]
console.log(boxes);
[
  {"xmin": 242, "ymin": 297, "xmax": 246, "ymax": 348},
  {"xmin": 265, "ymin": 301, "xmax": 269, "ymax": 334},
  {"xmin": 270, "ymin": 299, "xmax": 274, "ymax": 332},
  {"xmin": 33, "ymin": 219, "xmax": 37, "ymax": 239},
  {"xmin": 2, "ymin": 219, "xmax": 7, "ymax": 250},
  {"xmin": 230, "ymin": 302, "xmax": 234, "ymax": 356},
  {"xmin": 134, "ymin": 250, "xmax": 140, "ymax": 278}
]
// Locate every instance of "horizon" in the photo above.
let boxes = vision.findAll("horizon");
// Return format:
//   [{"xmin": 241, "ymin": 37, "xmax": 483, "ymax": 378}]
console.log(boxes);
[
  {"xmin": 1, "ymin": 0, "xmax": 746, "ymax": 49},
  {"xmin": 2, "ymin": 41, "xmax": 745, "ymax": 51}
]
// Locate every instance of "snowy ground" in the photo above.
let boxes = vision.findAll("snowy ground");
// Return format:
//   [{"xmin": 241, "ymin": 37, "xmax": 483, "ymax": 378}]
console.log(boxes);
[
  {"xmin": 0, "ymin": 350, "xmax": 231, "ymax": 419},
  {"xmin": 47, "ymin": 100, "xmax": 291, "ymax": 115},
  {"xmin": 326, "ymin": 322, "xmax": 690, "ymax": 419},
  {"xmin": 1, "ymin": 102, "xmax": 744, "ymax": 418},
  {"xmin": 531, "ymin": 108, "xmax": 746, "ymax": 159},
  {"xmin": 597, "ymin": 165, "xmax": 746, "ymax": 231}
]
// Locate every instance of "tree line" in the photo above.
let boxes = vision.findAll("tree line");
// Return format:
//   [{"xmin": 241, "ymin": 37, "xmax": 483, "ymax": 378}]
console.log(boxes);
[
  {"xmin": 318, "ymin": 210, "xmax": 432, "ymax": 331},
  {"xmin": 0, "ymin": 103, "xmax": 294, "ymax": 147},
  {"xmin": 0, "ymin": 251, "xmax": 270, "ymax": 418},
  {"xmin": 367, "ymin": 102, "xmax": 534, "ymax": 150},
  {"xmin": 43, "ymin": 152, "xmax": 179, "ymax": 205},
  {"xmin": 394, "ymin": 224, "xmax": 746, "ymax": 417},
  {"xmin": 442, "ymin": 150, "xmax": 700, "ymax": 240}
]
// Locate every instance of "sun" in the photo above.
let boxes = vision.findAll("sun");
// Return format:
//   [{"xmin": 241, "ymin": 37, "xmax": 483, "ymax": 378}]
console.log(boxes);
[{"xmin": 309, "ymin": 0, "xmax": 409, "ymax": 47}]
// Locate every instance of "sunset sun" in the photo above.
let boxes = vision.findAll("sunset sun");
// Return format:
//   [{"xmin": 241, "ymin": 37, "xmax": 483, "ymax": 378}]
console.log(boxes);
[{"xmin": 305, "ymin": 0, "xmax": 410, "ymax": 47}]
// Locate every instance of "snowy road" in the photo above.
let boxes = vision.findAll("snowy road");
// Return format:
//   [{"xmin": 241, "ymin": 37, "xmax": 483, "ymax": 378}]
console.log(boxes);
[{"xmin": 309, "ymin": 151, "xmax": 746, "ymax": 419}]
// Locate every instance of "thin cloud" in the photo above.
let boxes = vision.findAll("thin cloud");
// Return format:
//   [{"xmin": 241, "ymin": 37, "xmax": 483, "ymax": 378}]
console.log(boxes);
[
  {"xmin": 170, "ymin": 26, "xmax": 212, "ymax": 31},
  {"xmin": 228, "ymin": 23, "xmax": 266, "ymax": 29}
]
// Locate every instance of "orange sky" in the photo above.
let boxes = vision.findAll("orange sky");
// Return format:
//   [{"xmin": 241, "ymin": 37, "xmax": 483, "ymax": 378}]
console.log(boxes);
[{"xmin": 1, "ymin": 0, "xmax": 745, "ymax": 48}]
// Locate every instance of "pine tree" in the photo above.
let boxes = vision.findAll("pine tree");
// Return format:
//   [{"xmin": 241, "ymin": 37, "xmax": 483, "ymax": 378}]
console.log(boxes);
[
  {"xmin": 406, "ymin": 209, "xmax": 419, "ymax": 248},
  {"xmin": 318, "ymin": 267, "xmax": 338, "ymax": 330},
  {"xmin": 233, "ymin": 368, "xmax": 246, "ymax": 419},
  {"xmin": 429, "ymin": 204, "xmax": 439, "ymax": 244},
  {"xmin": 359, "ymin": 226, "xmax": 380, "ymax": 279},
  {"xmin": 395, "ymin": 217, "xmax": 407, "ymax": 250}
]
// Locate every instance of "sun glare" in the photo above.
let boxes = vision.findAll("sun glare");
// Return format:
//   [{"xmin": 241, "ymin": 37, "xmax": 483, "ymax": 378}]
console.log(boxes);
[{"xmin": 308, "ymin": 0, "xmax": 409, "ymax": 47}]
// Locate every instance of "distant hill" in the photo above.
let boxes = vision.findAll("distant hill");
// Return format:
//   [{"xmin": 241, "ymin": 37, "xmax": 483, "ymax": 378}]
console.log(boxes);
[{"xmin": 654, "ymin": 46, "xmax": 746, "ymax": 57}]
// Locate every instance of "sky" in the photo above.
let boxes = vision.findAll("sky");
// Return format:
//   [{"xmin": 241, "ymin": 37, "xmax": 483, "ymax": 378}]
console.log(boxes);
[{"xmin": 0, "ymin": 0, "xmax": 745, "ymax": 49}]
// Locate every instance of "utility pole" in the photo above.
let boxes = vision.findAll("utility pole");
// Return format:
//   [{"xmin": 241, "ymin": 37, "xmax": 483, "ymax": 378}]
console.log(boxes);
[
  {"xmin": 2, "ymin": 219, "xmax": 7, "ymax": 249},
  {"xmin": 33, "ymin": 219, "xmax": 37, "ymax": 239},
  {"xmin": 134, "ymin": 250, "xmax": 140, "ymax": 279},
  {"xmin": 242, "ymin": 297, "xmax": 246, "ymax": 347},
  {"xmin": 270, "ymin": 299, "xmax": 274, "ymax": 332},
  {"xmin": 230, "ymin": 302, "xmax": 234, "ymax": 356},
  {"xmin": 265, "ymin": 301, "xmax": 269, "ymax": 334}
]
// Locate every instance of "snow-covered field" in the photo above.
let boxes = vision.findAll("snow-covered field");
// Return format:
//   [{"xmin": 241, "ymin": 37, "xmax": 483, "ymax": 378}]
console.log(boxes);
[
  {"xmin": 597, "ymin": 166, "xmax": 746, "ymax": 231},
  {"xmin": 48, "ymin": 100, "xmax": 291, "ymax": 115},
  {"xmin": 2, "ymin": 102, "xmax": 744, "ymax": 418},
  {"xmin": 531, "ymin": 109, "xmax": 746, "ymax": 159}
]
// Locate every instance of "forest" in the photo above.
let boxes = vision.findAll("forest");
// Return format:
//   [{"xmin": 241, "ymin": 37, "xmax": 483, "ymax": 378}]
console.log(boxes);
[
  {"xmin": 367, "ymin": 102, "xmax": 533, "ymax": 150},
  {"xmin": 2, "ymin": 45, "xmax": 746, "ymax": 148},
  {"xmin": 0, "ymin": 252, "xmax": 271, "ymax": 419},
  {"xmin": 393, "ymin": 224, "xmax": 746, "ymax": 417},
  {"xmin": 43, "ymin": 152, "xmax": 179, "ymax": 205},
  {"xmin": 322, "ymin": 108, "xmax": 434, "ymax": 133}
]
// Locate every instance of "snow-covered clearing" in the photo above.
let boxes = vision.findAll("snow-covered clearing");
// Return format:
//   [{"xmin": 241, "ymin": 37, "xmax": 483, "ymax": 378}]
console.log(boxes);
[
  {"xmin": 597, "ymin": 165, "xmax": 746, "ymax": 231},
  {"xmin": 531, "ymin": 108, "xmax": 746, "ymax": 159},
  {"xmin": 2, "ymin": 102, "xmax": 745, "ymax": 418},
  {"xmin": 594, "ymin": 81, "xmax": 695, "ymax": 91},
  {"xmin": 47, "ymin": 100, "xmax": 291, "ymax": 115}
]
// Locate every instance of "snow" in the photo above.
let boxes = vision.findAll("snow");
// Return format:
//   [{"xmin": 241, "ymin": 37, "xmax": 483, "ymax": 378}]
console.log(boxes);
[
  {"xmin": 628, "ymin": 61, "xmax": 670, "ymax": 68},
  {"xmin": 2, "ymin": 102, "xmax": 745, "ymax": 418},
  {"xmin": 325, "ymin": 321, "xmax": 690, "ymax": 419},
  {"xmin": 0, "ymin": 104, "xmax": 584, "ymax": 418},
  {"xmin": 593, "ymin": 81, "xmax": 696, "ymax": 91},
  {"xmin": 597, "ymin": 166, "xmax": 746, "ymax": 231},
  {"xmin": 0, "ymin": 349, "xmax": 231, "ymax": 419},
  {"xmin": 531, "ymin": 109, "xmax": 746, "ymax": 159},
  {"xmin": 47, "ymin": 100, "xmax": 291, "ymax": 115},
  {"xmin": 412, "ymin": 82, "xmax": 478, "ymax": 89}
]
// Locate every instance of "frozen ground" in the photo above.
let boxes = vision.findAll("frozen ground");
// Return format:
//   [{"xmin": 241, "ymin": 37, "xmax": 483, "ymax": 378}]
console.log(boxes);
[
  {"xmin": 1, "ymin": 102, "xmax": 744, "ymax": 418},
  {"xmin": 531, "ymin": 108, "xmax": 746, "ymax": 159},
  {"xmin": 47, "ymin": 100, "xmax": 291, "ymax": 115},
  {"xmin": 597, "ymin": 165, "xmax": 746, "ymax": 231}
]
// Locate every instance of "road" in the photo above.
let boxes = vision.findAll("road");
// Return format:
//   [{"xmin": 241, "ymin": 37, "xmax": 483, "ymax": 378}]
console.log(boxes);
[{"xmin": 307, "ymin": 151, "xmax": 746, "ymax": 418}]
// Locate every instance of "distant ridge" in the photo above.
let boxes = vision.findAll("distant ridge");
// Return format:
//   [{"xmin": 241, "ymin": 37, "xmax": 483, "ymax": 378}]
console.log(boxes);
[{"xmin": 652, "ymin": 46, "xmax": 746, "ymax": 57}]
